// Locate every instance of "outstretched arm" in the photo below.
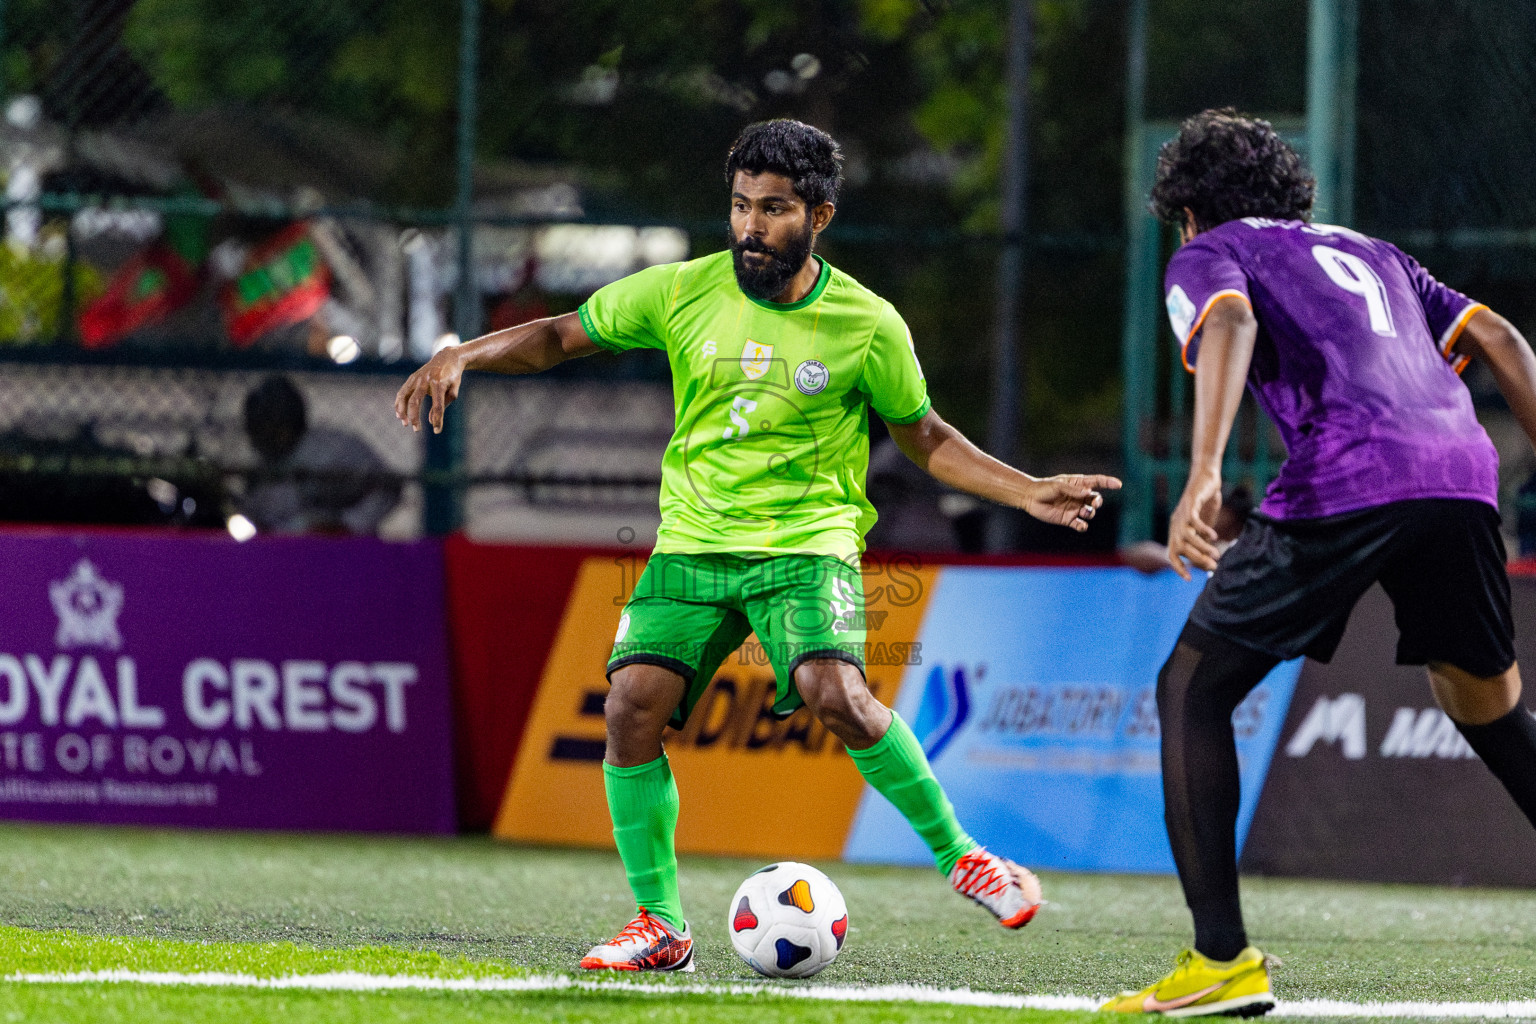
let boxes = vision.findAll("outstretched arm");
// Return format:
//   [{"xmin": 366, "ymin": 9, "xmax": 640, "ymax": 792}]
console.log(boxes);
[
  {"xmin": 394, "ymin": 312, "xmax": 599, "ymax": 433},
  {"xmin": 886, "ymin": 410, "xmax": 1120, "ymax": 533},
  {"xmin": 1167, "ymin": 295, "xmax": 1256, "ymax": 580},
  {"xmin": 1455, "ymin": 309, "xmax": 1536, "ymax": 451}
]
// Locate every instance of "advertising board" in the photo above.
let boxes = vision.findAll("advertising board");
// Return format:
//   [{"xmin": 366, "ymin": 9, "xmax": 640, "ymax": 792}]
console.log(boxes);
[
  {"xmin": 488, "ymin": 554, "xmax": 1531, "ymax": 883},
  {"xmin": 1241, "ymin": 583, "xmax": 1536, "ymax": 886},
  {"xmin": 0, "ymin": 531, "xmax": 456, "ymax": 832},
  {"xmin": 844, "ymin": 567, "xmax": 1304, "ymax": 873},
  {"xmin": 493, "ymin": 554, "xmax": 937, "ymax": 859}
]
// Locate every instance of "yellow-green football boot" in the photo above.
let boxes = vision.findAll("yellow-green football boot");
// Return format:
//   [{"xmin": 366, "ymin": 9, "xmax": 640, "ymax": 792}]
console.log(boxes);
[{"xmin": 1100, "ymin": 947, "xmax": 1275, "ymax": 1017}]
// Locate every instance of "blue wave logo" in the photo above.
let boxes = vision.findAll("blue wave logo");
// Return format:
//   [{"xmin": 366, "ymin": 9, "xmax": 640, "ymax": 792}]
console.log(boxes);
[{"xmin": 911, "ymin": 664, "xmax": 971, "ymax": 762}]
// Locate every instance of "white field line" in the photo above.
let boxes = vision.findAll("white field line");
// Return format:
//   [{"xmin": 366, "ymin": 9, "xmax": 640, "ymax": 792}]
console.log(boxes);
[{"xmin": 6, "ymin": 970, "xmax": 1536, "ymax": 1019}]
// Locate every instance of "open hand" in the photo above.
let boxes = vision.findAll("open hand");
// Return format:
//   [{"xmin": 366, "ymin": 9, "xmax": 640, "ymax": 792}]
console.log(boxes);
[
  {"xmin": 1021, "ymin": 474, "xmax": 1122, "ymax": 533},
  {"xmin": 1167, "ymin": 470, "xmax": 1222, "ymax": 580},
  {"xmin": 395, "ymin": 348, "xmax": 465, "ymax": 433}
]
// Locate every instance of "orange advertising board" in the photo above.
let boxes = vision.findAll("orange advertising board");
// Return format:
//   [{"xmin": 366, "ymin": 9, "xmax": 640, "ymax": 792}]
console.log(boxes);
[{"xmin": 492, "ymin": 554, "xmax": 936, "ymax": 860}]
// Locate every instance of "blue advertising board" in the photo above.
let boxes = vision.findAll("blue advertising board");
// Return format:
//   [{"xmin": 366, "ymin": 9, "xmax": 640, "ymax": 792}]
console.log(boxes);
[{"xmin": 844, "ymin": 567, "xmax": 1303, "ymax": 873}]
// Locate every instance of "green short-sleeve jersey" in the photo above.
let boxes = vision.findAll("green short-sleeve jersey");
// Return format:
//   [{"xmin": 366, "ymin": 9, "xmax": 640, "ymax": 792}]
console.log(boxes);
[{"xmin": 578, "ymin": 250, "xmax": 931, "ymax": 558}]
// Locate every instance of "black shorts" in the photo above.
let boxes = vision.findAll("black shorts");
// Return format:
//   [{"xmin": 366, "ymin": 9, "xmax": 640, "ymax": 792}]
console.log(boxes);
[{"xmin": 1190, "ymin": 498, "xmax": 1515, "ymax": 677}]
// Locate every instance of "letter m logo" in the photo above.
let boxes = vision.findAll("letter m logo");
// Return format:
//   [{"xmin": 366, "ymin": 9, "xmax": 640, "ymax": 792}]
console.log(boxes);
[{"xmin": 1284, "ymin": 693, "xmax": 1367, "ymax": 759}]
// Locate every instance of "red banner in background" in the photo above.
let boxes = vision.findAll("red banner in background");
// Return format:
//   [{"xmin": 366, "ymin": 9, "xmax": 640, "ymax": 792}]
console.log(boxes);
[
  {"xmin": 442, "ymin": 539, "xmax": 622, "ymax": 830},
  {"xmin": 221, "ymin": 222, "xmax": 330, "ymax": 346},
  {"xmin": 78, "ymin": 242, "xmax": 200, "ymax": 349}
]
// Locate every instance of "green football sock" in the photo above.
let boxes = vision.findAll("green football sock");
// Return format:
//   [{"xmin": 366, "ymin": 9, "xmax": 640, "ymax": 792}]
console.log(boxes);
[
  {"xmin": 847, "ymin": 712, "xmax": 979, "ymax": 876},
  {"xmin": 603, "ymin": 755, "xmax": 685, "ymax": 931}
]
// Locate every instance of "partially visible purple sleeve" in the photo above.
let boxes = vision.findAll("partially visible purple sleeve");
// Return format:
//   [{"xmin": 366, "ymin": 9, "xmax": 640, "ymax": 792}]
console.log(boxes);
[
  {"xmin": 1163, "ymin": 237, "xmax": 1251, "ymax": 372},
  {"xmin": 1390, "ymin": 245, "xmax": 1486, "ymax": 373}
]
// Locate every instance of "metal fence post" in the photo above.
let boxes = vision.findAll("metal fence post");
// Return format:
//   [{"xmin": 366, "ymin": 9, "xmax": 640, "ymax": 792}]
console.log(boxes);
[
  {"xmin": 985, "ymin": 0, "xmax": 1032, "ymax": 551},
  {"xmin": 1118, "ymin": 0, "xmax": 1153, "ymax": 546},
  {"xmin": 1336, "ymin": 0, "xmax": 1358, "ymax": 226},
  {"xmin": 1308, "ymin": 0, "xmax": 1357, "ymax": 225},
  {"xmin": 424, "ymin": 0, "xmax": 479, "ymax": 535}
]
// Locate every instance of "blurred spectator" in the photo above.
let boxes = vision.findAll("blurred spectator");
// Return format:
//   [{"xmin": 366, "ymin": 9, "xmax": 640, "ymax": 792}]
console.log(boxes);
[{"xmin": 240, "ymin": 375, "xmax": 399, "ymax": 535}]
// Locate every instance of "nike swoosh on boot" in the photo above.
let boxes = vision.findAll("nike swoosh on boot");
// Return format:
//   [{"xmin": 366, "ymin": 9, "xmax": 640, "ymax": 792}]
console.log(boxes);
[{"xmin": 1142, "ymin": 982, "xmax": 1224, "ymax": 1013}]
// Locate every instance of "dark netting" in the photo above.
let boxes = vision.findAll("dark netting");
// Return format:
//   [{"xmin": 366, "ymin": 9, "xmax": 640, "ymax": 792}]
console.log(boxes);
[
  {"xmin": 26, "ymin": 2, "xmax": 1535, "ymax": 548},
  {"xmin": 1356, "ymin": 0, "xmax": 1536, "ymax": 349},
  {"xmin": 1358, "ymin": 0, "xmax": 1536, "ymax": 542},
  {"xmin": 0, "ymin": 0, "xmax": 445, "ymax": 533},
  {"xmin": 1125, "ymin": 1, "xmax": 1536, "ymax": 544},
  {"xmin": 1356, "ymin": 1, "xmax": 1536, "ymax": 236},
  {"xmin": 0, "ymin": 0, "xmax": 1148, "ymax": 549}
]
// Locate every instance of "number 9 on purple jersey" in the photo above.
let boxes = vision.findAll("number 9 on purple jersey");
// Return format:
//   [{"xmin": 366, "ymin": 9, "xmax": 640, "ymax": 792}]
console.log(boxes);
[{"xmin": 1163, "ymin": 217, "xmax": 1497, "ymax": 521}]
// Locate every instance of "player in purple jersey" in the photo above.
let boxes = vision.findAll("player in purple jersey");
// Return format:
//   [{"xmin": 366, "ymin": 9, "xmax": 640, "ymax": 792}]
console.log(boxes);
[{"xmin": 1102, "ymin": 109, "xmax": 1536, "ymax": 1018}]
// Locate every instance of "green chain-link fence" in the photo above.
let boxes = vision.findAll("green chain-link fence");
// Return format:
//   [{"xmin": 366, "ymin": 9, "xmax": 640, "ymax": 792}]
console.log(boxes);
[
  {"xmin": 0, "ymin": 0, "xmax": 1135, "ymax": 549},
  {"xmin": 0, "ymin": 0, "xmax": 703, "ymax": 536}
]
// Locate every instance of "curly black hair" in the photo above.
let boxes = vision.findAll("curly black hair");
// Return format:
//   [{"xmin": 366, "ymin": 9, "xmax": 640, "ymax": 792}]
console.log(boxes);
[
  {"xmin": 1150, "ymin": 108, "xmax": 1315, "ymax": 230},
  {"xmin": 725, "ymin": 119, "xmax": 843, "ymax": 208}
]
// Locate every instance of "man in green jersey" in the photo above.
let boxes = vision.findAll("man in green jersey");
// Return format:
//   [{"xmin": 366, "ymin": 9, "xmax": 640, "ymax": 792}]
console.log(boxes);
[{"xmin": 397, "ymin": 120, "xmax": 1120, "ymax": 973}]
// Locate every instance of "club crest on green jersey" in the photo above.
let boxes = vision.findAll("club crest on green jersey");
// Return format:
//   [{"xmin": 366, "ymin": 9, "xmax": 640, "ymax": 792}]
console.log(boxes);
[
  {"xmin": 795, "ymin": 360, "xmax": 829, "ymax": 396},
  {"xmin": 742, "ymin": 340, "xmax": 773, "ymax": 380}
]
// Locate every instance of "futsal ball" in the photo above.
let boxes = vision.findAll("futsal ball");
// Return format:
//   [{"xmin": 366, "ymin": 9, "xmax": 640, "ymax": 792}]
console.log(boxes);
[{"xmin": 728, "ymin": 861, "xmax": 849, "ymax": 978}]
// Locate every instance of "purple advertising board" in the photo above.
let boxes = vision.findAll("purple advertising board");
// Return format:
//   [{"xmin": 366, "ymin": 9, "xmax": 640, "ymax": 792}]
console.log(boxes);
[{"xmin": 0, "ymin": 529, "xmax": 455, "ymax": 832}]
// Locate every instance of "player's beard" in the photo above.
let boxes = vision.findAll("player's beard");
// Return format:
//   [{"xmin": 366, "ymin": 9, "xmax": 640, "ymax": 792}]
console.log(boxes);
[{"xmin": 730, "ymin": 217, "xmax": 815, "ymax": 302}]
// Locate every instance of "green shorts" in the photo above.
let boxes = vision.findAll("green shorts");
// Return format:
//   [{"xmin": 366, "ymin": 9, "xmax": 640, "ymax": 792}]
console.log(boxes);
[{"xmin": 607, "ymin": 552, "xmax": 866, "ymax": 727}]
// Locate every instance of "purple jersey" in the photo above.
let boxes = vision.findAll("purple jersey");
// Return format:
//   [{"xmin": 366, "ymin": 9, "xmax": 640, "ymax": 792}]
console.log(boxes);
[{"xmin": 1164, "ymin": 217, "xmax": 1496, "ymax": 520}]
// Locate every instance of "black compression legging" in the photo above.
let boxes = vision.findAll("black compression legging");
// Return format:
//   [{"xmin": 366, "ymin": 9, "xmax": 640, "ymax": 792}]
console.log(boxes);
[
  {"xmin": 1160, "ymin": 621, "xmax": 1536, "ymax": 963},
  {"xmin": 1156, "ymin": 622, "xmax": 1278, "ymax": 963}
]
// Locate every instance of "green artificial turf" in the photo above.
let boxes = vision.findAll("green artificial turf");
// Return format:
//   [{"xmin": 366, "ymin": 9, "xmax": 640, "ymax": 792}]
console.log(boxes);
[
  {"xmin": 0, "ymin": 986, "xmax": 1103, "ymax": 1024},
  {"xmin": 0, "ymin": 822, "xmax": 1530, "ymax": 1023},
  {"xmin": 0, "ymin": 922, "xmax": 1101, "ymax": 1024}
]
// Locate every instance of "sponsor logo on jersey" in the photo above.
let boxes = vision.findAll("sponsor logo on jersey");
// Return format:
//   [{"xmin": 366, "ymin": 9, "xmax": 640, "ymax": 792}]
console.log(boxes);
[
  {"xmin": 741, "ymin": 341, "xmax": 773, "ymax": 380},
  {"xmin": 1165, "ymin": 284, "xmax": 1197, "ymax": 341},
  {"xmin": 794, "ymin": 359, "xmax": 829, "ymax": 395}
]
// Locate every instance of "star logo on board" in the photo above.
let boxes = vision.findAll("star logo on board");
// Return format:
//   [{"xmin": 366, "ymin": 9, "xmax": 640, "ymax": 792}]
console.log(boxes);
[
  {"xmin": 741, "ymin": 340, "xmax": 773, "ymax": 380},
  {"xmin": 49, "ymin": 559, "xmax": 125, "ymax": 651}
]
